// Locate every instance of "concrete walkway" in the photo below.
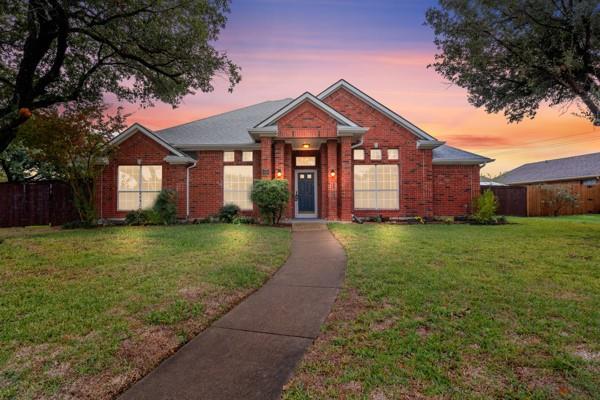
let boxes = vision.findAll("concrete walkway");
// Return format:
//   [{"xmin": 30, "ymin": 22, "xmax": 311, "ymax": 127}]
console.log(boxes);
[{"xmin": 120, "ymin": 223, "xmax": 346, "ymax": 400}]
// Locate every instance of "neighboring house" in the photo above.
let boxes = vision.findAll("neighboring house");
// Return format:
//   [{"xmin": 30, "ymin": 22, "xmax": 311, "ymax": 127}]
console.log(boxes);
[
  {"xmin": 497, "ymin": 152, "xmax": 600, "ymax": 186},
  {"xmin": 497, "ymin": 152, "xmax": 600, "ymax": 216},
  {"xmin": 480, "ymin": 176, "xmax": 507, "ymax": 187},
  {"xmin": 96, "ymin": 79, "xmax": 493, "ymax": 221}
]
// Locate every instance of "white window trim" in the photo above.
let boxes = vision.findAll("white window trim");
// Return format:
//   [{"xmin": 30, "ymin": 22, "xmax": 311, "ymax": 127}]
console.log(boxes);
[
  {"xmin": 223, "ymin": 151, "xmax": 235, "ymax": 162},
  {"xmin": 354, "ymin": 164, "xmax": 399, "ymax": 210},
  {"xmin": 117, "ymin": 165, "xmax": 162, "ymax": 211},
  {"xmin": 370, "ymin": 149, "xmax": 382, "ymax": 161},
  {"xmin": 353, "ymin": 149, "xmax": 365, "ymax": 160},
  {"xmin": 242, "ymin": 151, "xmax": 253, "ymax": 162},
  {"xmin": 387, "ymin": 148, "xmax": 399, "ymax": 160},
  {"xmin": 223, "ymin": 165, "xmax": 254, "ymax": 211}
]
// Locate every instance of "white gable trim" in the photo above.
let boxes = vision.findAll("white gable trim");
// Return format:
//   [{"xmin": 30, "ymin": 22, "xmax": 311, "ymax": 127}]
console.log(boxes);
[
  {"xmin": 317, "ymin": 79, "xmax": 437, "ymax": 141},
  {"xmin": 254, "ymin": 92, "xmax": 359, "ymax": 128},
  {"xmin": 111, "ymin": 123, "xmax": 189, "ymax": 159}
]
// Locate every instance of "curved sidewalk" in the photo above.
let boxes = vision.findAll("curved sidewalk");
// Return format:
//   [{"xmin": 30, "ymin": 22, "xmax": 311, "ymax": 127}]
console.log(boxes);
[{"xmin": 120, "ymin": 223, "xmax": 346, "ymax": 400}]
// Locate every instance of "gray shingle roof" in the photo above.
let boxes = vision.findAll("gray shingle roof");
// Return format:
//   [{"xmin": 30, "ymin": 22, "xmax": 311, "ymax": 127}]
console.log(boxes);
[
  {"xmin": 153, "ymin": 99, "xmax": 491, "ymax": 165},
  {"xmin": 432, "ymin": 145, "xmax": 493, "ymax": 164},
  {"xmin": 497, "ymin": 152, "xmax": 600, "ymax": 184},
  {"xmin": 157, "ymin": 99, "xmax": 292, "ymax": 147}
]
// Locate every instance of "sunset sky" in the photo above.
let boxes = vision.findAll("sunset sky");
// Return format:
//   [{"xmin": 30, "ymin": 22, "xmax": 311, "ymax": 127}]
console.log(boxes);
[{"xmin": 118, "ymin": 0, "xmax": 600, "ymax": 176}]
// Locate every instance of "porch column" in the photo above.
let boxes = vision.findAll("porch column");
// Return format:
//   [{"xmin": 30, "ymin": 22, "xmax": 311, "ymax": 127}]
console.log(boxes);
[
  {"xmin": 339, "ymin": 136, "xmax": 352, "ymax": 221},
  {"xmin": 260, "ymin": 136, "xmax": 272, "ymax": 179},
  {"xmin": 327, "ymin": 139, "xmax": 338, "ymax": 220},
  {"xmin": 274, "ymin": 140, "xmax": 285, "ymax": 179}
]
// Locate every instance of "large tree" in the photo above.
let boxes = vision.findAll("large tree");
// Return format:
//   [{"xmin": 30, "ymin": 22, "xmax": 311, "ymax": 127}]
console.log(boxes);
[
  {"xmin": 0, "ymin": 0, "xmax": 240, "ymax": 153},
  {"xmin": 426, "ymin": 0, "xmax": 600, "ymax": 123}
]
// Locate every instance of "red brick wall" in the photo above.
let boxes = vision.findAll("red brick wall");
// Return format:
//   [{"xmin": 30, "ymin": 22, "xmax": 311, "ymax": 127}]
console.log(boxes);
[
  {"xmin": 97, "ymin": 131, "xmax": 186, "ymax": 219},
  {"xmin": 433, "ymin": 164, "xmax": 480, "ymax": 216},
  {"xmin": 277, "ymin": 101, "xmax": 337, "ymax": 138},
  {"xmin": 322, "ymin": 87, "xmax": 436, "ymax": 217}
]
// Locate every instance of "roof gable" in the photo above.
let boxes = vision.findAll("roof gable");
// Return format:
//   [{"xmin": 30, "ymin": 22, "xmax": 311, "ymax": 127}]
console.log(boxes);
[
  {"xmin": 317, "ymin": 79, "xmax": 437, "ymax": 141},
  {"xmin": 254, "ymin": 92, "xmax": 359, "ymax": 128}
]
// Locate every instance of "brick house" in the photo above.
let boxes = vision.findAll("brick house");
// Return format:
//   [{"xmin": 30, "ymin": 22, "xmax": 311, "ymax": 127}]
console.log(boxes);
[{"xmin": 97, "ymin": 80, "xmax": 493, "ymax": 221}]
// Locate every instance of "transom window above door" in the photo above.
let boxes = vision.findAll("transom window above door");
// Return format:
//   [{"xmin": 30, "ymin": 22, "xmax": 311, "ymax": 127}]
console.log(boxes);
[{"xmin": 296, "ymin": 156, "xmax": 316, "ymax": 166}]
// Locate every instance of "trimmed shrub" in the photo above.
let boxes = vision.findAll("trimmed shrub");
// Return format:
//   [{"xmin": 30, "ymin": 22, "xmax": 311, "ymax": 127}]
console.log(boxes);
[
  {"xmin": 218, "ymin": 203, "xmax": 241, "ymax": 223},
  {"xmin": 471, "ymin": 189, "xmax": 498, "ymax": 224},
  {"xmin": 153, "ymin": 189, "xmax": 178, "ymax": 224},
  {"xmin": 125, "ymin": 209, "xmax": 159, "ymax": 226},
  {"xmin": 250, "ymin": 179, "xmax": 290, "ymax": 225}
]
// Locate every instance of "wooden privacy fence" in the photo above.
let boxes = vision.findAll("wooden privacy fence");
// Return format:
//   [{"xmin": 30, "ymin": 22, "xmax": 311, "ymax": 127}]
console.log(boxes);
[
  {"xmin": 0, "ymin": 181, "xmax": 78, "ymax": 227},
  {"xmin": 480, "ymin": 186, "xmax": 528, "ymax": 216},
  {"xmin": 526, "ymin": 181, "xmax": 600, "ymax": 217}
]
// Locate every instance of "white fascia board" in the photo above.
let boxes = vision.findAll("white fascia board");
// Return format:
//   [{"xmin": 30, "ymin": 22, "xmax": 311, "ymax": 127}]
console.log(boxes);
[
  {"xmin": 416, "ymin": 140, "xmax": 445, "ymax": 150},
  {"xmin": 255, "ymin": 92, "xmax": 359, "ymax": 128},
  {"xmin": 318, "ymin": 80, "xmax": 437, "ymax": 141},
  {"xmin": 433, "ymin": 158, "xmax": 494, "ymax": 165},
  {"xmin": 248, "ymin": 126, "xmax": 278, "ymax": 140},
  {"xmin": 176, "ymin": 143, "xmax": 261, "ymax": 151},
  {"xmin": 111, "ymin": 123, "xmax": 187, "ymax": 158},
  {"xmin": 164, "ymin": 155, "xmax": 195, "ymax": 165}
]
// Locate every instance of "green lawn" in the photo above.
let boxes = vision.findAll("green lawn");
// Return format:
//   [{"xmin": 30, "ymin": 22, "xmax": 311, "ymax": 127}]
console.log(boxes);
[
  {"xmin": 284, "ymin": 217, "xmax": 600, "ymax": 400},
  {"xmin": 0, "ymin": 224, "xmax": 290, "ymax": 400}
]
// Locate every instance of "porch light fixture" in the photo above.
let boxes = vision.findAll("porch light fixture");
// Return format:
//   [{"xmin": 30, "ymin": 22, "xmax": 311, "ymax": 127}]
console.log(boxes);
[
  {"xmin": 330, "ymin": 169, "xmax": 336, "ymax": 177},
  {"xmin": 302, "ymin": 143, "xmax": 310, "ymax": 149},
  {"xmin": 276, "ymin": 169, "xmax": 283, "ymax": 178}
]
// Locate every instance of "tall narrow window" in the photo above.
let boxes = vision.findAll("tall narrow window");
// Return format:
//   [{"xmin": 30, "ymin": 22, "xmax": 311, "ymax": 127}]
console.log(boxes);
[
  {"xmin": 354, "ymin": 165, "xmax": 399, "ymax": 210},
  {"xmin": 118, "ymin": 165, "xmax": 162, "ymax": 211},
  {"xmin": 224, "ymin": 165, "xmax": 254, "ymax": 210}
]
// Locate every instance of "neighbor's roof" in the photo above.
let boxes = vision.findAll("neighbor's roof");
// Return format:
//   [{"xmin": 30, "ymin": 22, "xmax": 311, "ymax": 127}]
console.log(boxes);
[
  {"xmin": 157, "ymin": 99, "xmax": 292, "ymax": 148},
  {"xmin": 432, "ymin": 145, "xmax": 493, "ymax": 165},
  {"xmin": 497, "ymin": 152, "xmax": 600, "ymax": 185}
]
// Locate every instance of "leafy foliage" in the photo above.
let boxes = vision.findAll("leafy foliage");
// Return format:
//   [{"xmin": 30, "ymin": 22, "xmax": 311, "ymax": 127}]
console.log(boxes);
[
  {"xmin": 541, "ymin": 186, "xmax": 580, "ymax": 216},
  {"xmin": 0, "ymin": 0, "xmax": 240, "ymax": 153},
  {"xmin": 471, "ymin": 189, "xmax": 499, "ymax": 224},
  {"xmin": 0, "ymin": 138, "xmax": 58, "ymax": 182},
  {"xmin": 426, "ymin": 1, "xmax": 600, "ymax": 123},
  {"xmin": 18, "ymin": 103, "xmax": 126, "ymax": 224},
  {"xmin": 250, "ymin": 179, "xmax": 290, "ymax": 225},
  {"xmin": 218, "ymin": 203, "xmax": 241, "ymax": 223},
  {"xmin": 153, "ymin": 189, "xmax": 178, "ymax": 224},
  {"xmin": 124, "ymin": 209, "xmax": 159, "ymax": 226}
]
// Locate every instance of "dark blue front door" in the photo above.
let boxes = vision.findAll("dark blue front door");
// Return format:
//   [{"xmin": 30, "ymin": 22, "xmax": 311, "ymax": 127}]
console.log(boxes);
[{"xmin": 297, "ymin": 172, "xmax": 315, "ymax": 214}]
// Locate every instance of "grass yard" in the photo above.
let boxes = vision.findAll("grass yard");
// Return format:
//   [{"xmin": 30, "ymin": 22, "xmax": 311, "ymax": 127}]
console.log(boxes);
[
  {"xmin": 0, "ymin": 224, "xmax": 290, "ymax": 400},
  {"xmin": 284, "ymin": 217, "xmax": 600, "ymax": 400}
]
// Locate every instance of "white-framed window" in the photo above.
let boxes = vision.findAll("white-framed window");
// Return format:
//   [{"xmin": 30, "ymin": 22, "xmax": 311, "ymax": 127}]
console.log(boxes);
[
  {"xmin": 118, "ymin": 165, "xmax": 162, "ymax": 211},
  {"xmin": 242, "ymin": 151, "xmax": 253, "ymax": 162},
  {"xmin": 353, "ymin": 149, "xmax": 365, "ymax": 160},
  {"xmin": 354, "ymin": 165, "xmax": 399, "ymax": 210},
  {"xmin": 387, "ymin": 149, "xmax": 399, "ymax": 160},
  {"xmin": 223, "ymin": 151, "xmax": 235, "ymax": 162},
  {"xmin": 370, "ymin": 149, "xmax": 382, "ymax": 160},
  {"xmin": 296, "ymin": 156, "xmax": 316, "ymax": 166},
  {"xmin": 224, "ymin": 165, "xmax": 254, "ymax": 210}
]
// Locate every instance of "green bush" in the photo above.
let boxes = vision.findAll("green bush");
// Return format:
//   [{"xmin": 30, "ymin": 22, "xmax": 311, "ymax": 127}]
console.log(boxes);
[
  {"xmin": 471, "ymin": 189, "xmax": 498, "ymax": 224},
  {"xmin": 250, "ymin": 179, "xmax": 290, "ymax": 225},
  {"xmin": 153, "ymin": 189, "xmax": 178, "ymax": 224},
  {"xmin": 125, "ymin": 209, "xmax": 159, "ymax": 225},
  {"xmin": 218, "ymin": 203, "xmax": 241, "ymax": 223}
]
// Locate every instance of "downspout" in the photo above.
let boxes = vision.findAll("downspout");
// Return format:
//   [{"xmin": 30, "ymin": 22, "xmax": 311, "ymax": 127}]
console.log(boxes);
[
  {"xmin": 186, "ymin": 158, "xmax": 198, "ymax": 220},
  {"xmin": 351, "ymin": 137, "xmax": 364, "ymax": 149}
]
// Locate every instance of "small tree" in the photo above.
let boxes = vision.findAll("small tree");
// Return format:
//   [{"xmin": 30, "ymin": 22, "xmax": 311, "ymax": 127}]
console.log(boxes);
[
  {"xmin": 153, "ymin": 189, "xmax": 178, "ymax": 224},
  {"xmin": 251, "ymin": 180, "xmax": 290, "ymax": 225},
  {"xmin": 18, "ymin": 103, "xmax": 126, "ymax": 225},
  {"xmin": 541, "ymin": 186, "xmax": 579, "ymax": 216},
  {"xmin": 471, "ymin": 189, "xmax": 498, "ymax": 224}
]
